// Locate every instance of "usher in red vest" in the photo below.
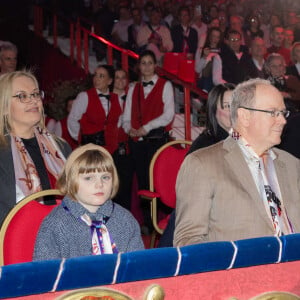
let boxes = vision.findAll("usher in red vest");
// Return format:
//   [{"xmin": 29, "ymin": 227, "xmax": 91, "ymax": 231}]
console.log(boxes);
[
  {"xmin": 131, "ymin": 78, "xmax": 172, "ymax": 134},
  {"xmin": 80, "ymin": 88, "xmax": 122, "ymax": 153},
  {"xmin": 60, "ymin": 118, "xmax": 78, "ymax": 150}
]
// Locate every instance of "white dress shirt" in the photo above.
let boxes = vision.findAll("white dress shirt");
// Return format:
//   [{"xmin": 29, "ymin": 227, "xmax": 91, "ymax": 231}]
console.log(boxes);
[
  {"xmin": 67, "ymin": 89, "xmax": 110, "ymax": 141},
  {"xmin": 122, "ymin": 74, "xmax": 175, "ymax": 134}
]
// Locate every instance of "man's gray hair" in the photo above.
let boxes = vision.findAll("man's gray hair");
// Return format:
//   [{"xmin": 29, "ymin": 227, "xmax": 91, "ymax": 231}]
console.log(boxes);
[
  {"xmin": 0, "ymin": 41, "xmax": 18, "ymax": 58},
  {"xmin": 230, "ymin": 78, "xmax": 271, "ymax": 126}
]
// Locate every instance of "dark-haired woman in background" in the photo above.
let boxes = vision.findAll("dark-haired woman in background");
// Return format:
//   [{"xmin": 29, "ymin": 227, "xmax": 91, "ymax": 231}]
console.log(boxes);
[
  {"xmin": 158, "ymin": 83, "xmax": 236, "ymax": 247},
  {"xmin": 195, "ymin": 27, "xmax": 222, "ymax": 92}
]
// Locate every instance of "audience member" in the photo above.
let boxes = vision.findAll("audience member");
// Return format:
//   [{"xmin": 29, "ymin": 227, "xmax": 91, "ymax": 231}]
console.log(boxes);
[
  {"xmin": 127, "ymin": 7, "xmax": 145, "ymax": 53},
  {"xmin": 174, "ymin": 78, "xmax": 300, "ymax": 246},
  {"xmin": 267, "ymin": 26, "xmax": 291, "ymax": 66},
  {"xmin": 92, "ymin": 0, "xmax": 118, "ymax": 62},
  {"xmin": 246, "ymin": 37, "xmax": 267, "ymax": 79},
  {"xmin": 0, "ymin": 70, "xmax": 71, "ymax": 226},
  {"xmin": 286, "ymin": 42, "xmax": 300, "ymax": 79},
  {"xmin": 283, "ymin": 27, "xmax": 295, "ymax": 50},
  {"xmin": 171, "ymin": 5, "xmax": 198, "ymax": 59},
  {"xmin": 111, "ymin": 5, "xmax": 133, "ymax": 48},
  {"xmin": 228, "ymin": 15, "xmax": 246, "ymax": 45},
  {"xmin": 208, "ymin": 18, "xmax": 220, "ymax": 29},
  {"xmin": 142, "ymin": 1, "xmax": 155, "ymax": 23},
  {"xmin": 68, "ymin": 65, "xmax": 122, "ymax": 154},
  {"xmin": 212, "ymin": 29, "xmax": 250, "ymax": 85},
  {"xmin": 161, "ymin": 0, "xmax": 174, "ymax": 28},
  {"xmin": 0, "ymin": 42, "xmax": 17, "ymax": 74},
  {"xmin": 122, "ymin": 50, "xmax": 175, "ymax": 232},
  {"xmin": 191, "ymin": 4, "xmax": 207, "ymax": 50},
  {"xmin": 33, "ymin": 144, "xmax": 144, "ymax": 261},
  {"xmin": 264, "ymin": 53, "xmax": 300, "ymax": 112},
  {"xmin": 136, "ymin": 8, "xmax": 173, "ymax": 64},
  {"xmin": 218, "ymin": 9, "xmax": 228, "ymax": 36},
  {"xmin": 195, "ymin": 27, "xmax": 222, "ymax": 92},
  {"xmin": 206, "ymin": 4, "xmax": 219, "ymax": 25},
  {"xmin": 244, "ymin": 14, "xmax": 264, "ymax": 48}
]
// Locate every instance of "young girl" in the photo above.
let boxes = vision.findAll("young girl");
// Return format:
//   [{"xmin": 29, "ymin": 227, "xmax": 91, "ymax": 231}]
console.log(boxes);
[{"xmin": 33, "ymin": 144, "xmax": 144, "ymax": 261}]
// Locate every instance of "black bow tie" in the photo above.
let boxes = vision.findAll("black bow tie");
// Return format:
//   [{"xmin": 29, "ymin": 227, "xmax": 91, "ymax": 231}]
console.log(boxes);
[
  {"xmin": 142, "ymin": 80, "xmax": 154, "ymax": 87},
  {"xmin": 98, "ymin": 93, "xmax": 110, "ymax": 100},
  {"xmin": 121, "ymin": 94, "xmax": 127, "ymax": 101}
]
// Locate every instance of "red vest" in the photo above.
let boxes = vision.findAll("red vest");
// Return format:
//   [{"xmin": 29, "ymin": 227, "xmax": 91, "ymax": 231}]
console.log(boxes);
[
  {"xmin": 80, "ymin": 88, "xmax": 122, "ymax": 154},
  {"xmin": 60, "ymin": 118, "xmax": 78, "ymax": 150},
  {"xmin": 131, "ymin": 78, "xmax": 172, "ymax": 132},
  {"xmin": 112, "ymin": 92, "xmax": 129, "ymax": 144}
]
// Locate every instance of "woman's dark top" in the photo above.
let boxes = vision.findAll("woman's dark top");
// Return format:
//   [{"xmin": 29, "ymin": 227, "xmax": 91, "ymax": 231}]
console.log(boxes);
[{"xmin": 157, "ymin": 125, "xmax": 229, "ymax": 247}]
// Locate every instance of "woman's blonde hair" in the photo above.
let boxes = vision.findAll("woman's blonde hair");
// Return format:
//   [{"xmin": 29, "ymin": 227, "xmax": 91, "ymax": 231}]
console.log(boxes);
[
  {"xmin": 0, "ymin": 70, "xmax": 45, "ymax": 146},
  {"xmin": 56, "ymin": 144, "xmax": 119, "ymax": 200}
]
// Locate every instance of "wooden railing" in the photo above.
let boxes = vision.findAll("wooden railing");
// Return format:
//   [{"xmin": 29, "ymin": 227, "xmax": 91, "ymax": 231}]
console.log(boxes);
[{"xmin": 32, "ymin": 5, "xmax": 208, "ymax": 140}]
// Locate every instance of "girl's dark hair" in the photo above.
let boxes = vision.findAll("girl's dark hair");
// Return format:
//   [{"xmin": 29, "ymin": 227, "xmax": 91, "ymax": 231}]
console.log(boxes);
[
  {"xmin": 206, "ymin": 83, "xmax": 236, "ymax": 136},
  {"xmin": 97, "ymin": 64, "xmax": 115, "ymax": 79},
  {"xmin": 96, "ymin": 64, "xmax": 115, "ymax": 91},
  {"xmin": 138, "ymin": 49, "xmax": 157, "ymax": 64},
  {"xmin": 201, "ymin": 27, "xmax": 222, "ymax": 57}
]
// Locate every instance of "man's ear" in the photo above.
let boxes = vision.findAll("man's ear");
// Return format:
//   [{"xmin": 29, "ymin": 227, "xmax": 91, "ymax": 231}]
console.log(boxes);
[{"xmin": 237, "ymin": 107, "xmax": 251, "ymax": 128}]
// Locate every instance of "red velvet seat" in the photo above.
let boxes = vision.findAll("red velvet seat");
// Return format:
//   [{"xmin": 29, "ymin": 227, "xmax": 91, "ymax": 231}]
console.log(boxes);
[
  {"xmin": 177, "ymin": 59, "xmax": 196, "ymax": 83},
  {"xmin": 163, "ymin": 52, "xmax": 187, "ymax": 75},
  {"xmin": 138, "ymin": 140, "xmax": 191, "ymax": 247},
  {"xmin": 0, "ymin": 189, "xmax": 62, "ymax": 265}
]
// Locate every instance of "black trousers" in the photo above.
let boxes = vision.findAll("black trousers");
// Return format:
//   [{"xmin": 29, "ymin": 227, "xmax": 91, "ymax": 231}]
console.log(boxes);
[
  {"xmin": 112, "ymin": 150, "xmax": 134, "ymax": 211},
  {"xmin": 129, "ymin": 137, "xmax": 168, "ymax": 228}
]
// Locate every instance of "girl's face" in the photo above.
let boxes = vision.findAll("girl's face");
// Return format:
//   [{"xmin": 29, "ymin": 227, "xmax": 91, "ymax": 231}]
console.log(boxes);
[
  {"xmin": 93, "ymin": 67, "xmax": 112, "ymax": 92},
  {"xmin": 114, "ymin": 70, "xmax": 127, "ymax": 91},
  {"xmin": 216, "ymin": 90, "xmax": 233, "ymax": 132},
  {"xmin": 139, "ymin": 55, "xmax": 156, "ymax": 79},
  {"xmin": 76, "ymin": 171, "xmax": 113, "ymax": 213},
  {"xmin": 10, "ymin": 76, "xmax": 43, "ymax": 137},
  {"xmin": 209, "ymin": 30, "xmax": 221, "ymax": 48}
]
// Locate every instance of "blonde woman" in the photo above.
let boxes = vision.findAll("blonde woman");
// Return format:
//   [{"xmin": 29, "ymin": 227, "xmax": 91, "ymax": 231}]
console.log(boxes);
[{"xmin": 0, "ymin": 70, "xmax": 71, "ymax": 226}]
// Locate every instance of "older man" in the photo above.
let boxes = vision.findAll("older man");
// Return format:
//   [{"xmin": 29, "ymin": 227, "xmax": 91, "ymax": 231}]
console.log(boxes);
[
  {"xmin": 0, "ymin": 42, "xmax": 17, "ymax": 74},
  {"xmin": 174, "ymin": 78, "xmax": 300, "ymax": 246}
]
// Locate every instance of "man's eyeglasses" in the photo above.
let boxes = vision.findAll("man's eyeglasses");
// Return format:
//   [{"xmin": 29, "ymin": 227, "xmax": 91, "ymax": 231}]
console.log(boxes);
[
  {"xmin": 229, "ymin": 37, "xmax": 241, "ymax": 42},
  {"xmin": 12, "ymin": 91, "xmax": 44, "ymax": 104},
  {"xmin": 239, "ymin": 106, "xmax": 290, "ymax": 118}
]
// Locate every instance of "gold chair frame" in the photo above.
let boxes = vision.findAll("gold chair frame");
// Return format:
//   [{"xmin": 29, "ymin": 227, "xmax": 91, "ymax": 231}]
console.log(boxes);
[{"xmin": 140, "ymin": 140, "xmax": 192, "ymax": 247}]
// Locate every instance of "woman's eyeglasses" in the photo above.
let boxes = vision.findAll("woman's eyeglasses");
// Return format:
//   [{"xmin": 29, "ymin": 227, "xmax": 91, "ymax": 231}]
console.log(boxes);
[{"xmin": 12, "ymin": 91, "xmax": 44, "ymax": 103}]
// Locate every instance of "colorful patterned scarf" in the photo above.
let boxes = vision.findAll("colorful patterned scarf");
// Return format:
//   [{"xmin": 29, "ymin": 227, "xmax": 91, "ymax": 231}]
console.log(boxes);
[
  {"xmin": 11, "ymin": 126, "xmax": 66, "ymax": 202},
  {"xmin": 81, "ymin": 213, "xmax": 118, "ymax": 255},
  {"xmin": 231, "ymin": 130, "xmax": 293, "ymax": 236}
]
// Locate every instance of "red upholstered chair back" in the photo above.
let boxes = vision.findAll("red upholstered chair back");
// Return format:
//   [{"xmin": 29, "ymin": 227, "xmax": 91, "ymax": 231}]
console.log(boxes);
[
  {"xmin": 0, "ymin": 189, "xmax": 62, "ymax": 266},
  {"xmin": 151, "ymin": 142, "xmax": 190, "ymax": 208},
  {"xmin": 177, "ymin": 59, "xmax": 196, "ymax": 83},
  {"xmin": 163, "ymin": 52, "xmax": 187, "ymax": 75}
]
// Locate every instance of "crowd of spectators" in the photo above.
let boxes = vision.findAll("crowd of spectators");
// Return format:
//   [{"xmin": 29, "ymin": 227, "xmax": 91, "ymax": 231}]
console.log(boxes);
[{"xmin": 38, "ymin": 0, "xmax": 300, "ymax": 105}]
